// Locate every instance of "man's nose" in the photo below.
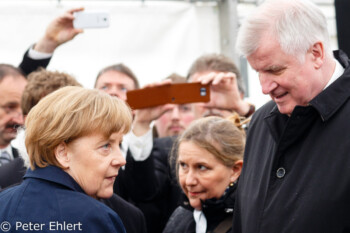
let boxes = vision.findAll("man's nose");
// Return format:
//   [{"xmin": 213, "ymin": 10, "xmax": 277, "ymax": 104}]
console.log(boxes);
[
  {"xmin": 107, "ymin": 86, "xmax": 120, "ymax": 98},
  {"xmin": 171, "ymin": 107, "xmax": 180, "ymax": 120},
  {"xmin": 259, "ymin": 73, "xmax": 278, "ymax": 95},
  {"xmin": 11, "ymin": 109, "xmax": 24, "ymax": 125}
]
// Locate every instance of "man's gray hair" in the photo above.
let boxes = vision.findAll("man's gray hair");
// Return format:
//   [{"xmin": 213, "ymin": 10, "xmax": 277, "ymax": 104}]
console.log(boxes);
[{"xmin": 236, "ymin": 0, "xmax": 332, "ymax": 62}]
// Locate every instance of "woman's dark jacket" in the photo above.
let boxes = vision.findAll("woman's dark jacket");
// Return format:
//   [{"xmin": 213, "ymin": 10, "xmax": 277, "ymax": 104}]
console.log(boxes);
[
  {"xmin": 162, "ymin": 185, "xmax": 236, "ymax": 233},
  {"xmin": 0, "ymin": 165, "xmax": 126, "ymax": 233}
]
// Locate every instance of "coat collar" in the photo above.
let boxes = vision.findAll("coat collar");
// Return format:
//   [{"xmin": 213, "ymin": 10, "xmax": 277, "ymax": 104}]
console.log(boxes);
[
  {"xmin": 309, "ymin": 50, "xmax": 350, "ymax": 121},
  {"xmin": 181, "ymin": 184, "xmax": 236, "ymax": 223},
  {"xmin": 24, "ymin": 165, "xmax": 85, "ymax": 194}
]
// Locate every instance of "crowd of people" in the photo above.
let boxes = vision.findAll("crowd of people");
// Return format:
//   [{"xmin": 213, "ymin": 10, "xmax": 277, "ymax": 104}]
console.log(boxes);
[{"xmin": 1, "ymin": 0, "xmax": 350, "ymax": 232}]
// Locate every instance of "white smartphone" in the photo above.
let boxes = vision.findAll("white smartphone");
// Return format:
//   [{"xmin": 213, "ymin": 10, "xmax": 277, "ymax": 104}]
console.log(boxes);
[{"xmin": 73, "ymin": 11, "xmax": 110, "ymax": 29}]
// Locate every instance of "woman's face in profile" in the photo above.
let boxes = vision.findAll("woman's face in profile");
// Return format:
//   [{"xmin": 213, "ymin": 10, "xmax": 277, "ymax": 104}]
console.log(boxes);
[
  {"xmin": 64, "ymin": 131, "xmax": 125, "ymax": 199},
  {"xmin": 178, "ymin": 141, "xmax": 236, "ymax": 210}
]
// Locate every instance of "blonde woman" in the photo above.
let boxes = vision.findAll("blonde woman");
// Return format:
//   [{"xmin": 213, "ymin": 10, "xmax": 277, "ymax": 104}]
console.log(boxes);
[
  {"xmin": 163, "ymin": 115, "xmax": 246, "ymax": 233},
  {"xmin": 0, "ymin": 86, "xmax": 131, "ymax": 232}
]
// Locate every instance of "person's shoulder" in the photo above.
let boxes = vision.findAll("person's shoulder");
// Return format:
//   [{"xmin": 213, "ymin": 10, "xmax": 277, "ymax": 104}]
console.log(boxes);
[
  {"xmin": 163, "ymin": 206, "xmax": 193, "ymax": 233},
  {"xmin": 1, "ymin": 179, "xmax": 125, "ymax": 232},
  {"xmin": 170, "ymin": 206, "xmax": 192, "ymax": 218},
  {"xmin": 0, "ymin": 157, "xmax": 26, "ymax": 189},
  {"xmin": 153, "ymin": 136, "xmax": 176, "ymax": 156},
  {"xmin": 59, "ymin": 189, "xmax": 112, "ymax": 212},
  {"xmin": 58, "ymin": 191, "xmax": 126, "ymax": 232},
  {"xmin": 0, "ymin": 181, "xmax": 29, "ymax": 219},
  {"xmin": 102, "ymin": 193, "xmax": 144, "ymax": 218},
  {"xmin": 154, "ymin": 136, "xmax": 175, "ymax": 147},
  {"xmin": 101, "ymin": 194, "xmax": 147, "ymax": 233},
  {"xmin": 253, "ymin": 100, "xmax": 276, "ymax": 118},
  {"xmin": 0, "ymin": 181, "xmax": 24, "ymax": 197},
  {"xmin": 245, "ymin": 100, "xmax": 276, "ymax": 134}
]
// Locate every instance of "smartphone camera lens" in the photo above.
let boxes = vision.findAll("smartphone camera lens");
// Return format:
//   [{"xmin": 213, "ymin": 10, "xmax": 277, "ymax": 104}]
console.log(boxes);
[{"xmin": 200, "ymin": 87, "xmax": 207, "ymax": 96}]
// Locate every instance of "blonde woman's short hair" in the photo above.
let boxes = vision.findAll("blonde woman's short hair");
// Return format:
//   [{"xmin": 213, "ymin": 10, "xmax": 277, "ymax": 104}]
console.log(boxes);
[{"xmin": 25, "ymin": 86, "xmax": 132, "ymax": 170}]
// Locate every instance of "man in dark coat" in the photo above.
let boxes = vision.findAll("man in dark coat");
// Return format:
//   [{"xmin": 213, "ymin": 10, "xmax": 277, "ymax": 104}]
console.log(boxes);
[{"xmin": 224, "ymin": 0, "xmax": 350, "ymax": 232}]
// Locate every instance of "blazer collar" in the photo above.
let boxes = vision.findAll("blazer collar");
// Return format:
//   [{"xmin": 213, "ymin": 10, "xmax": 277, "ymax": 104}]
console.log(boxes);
[{"xmin": 24, "ymin": 165, "xmax": 85, "ymax": 194}]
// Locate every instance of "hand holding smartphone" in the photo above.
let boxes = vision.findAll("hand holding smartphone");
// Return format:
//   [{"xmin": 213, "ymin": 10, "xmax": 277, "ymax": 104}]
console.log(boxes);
[
  {"xmin": 126, "ymin": 82, "xmax": 210, "ymax": 110},
  {"xmin": 73, "ymin": 11, "xmax": 110, "ymax": 29}
]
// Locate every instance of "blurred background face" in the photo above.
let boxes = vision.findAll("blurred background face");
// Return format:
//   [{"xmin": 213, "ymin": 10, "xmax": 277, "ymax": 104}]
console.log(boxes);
[
  {"xmin": 95, "ymin": 70, "xmax": 136, "ymax": 101},
  {"xmin": 65, "ymin": 131, "xmax": 126, "ymax": 199},
  {"xmin": 192, "ymin": 104, "xmax": 233, "ymax": 119},
  {"xmin": 0, "ymin": 76, "xmax": 27, "ymax": 147},
  {"xmin": 190, "ymin": 71, "xmax": 238, "ymax": 119},
  {"xmin": 155, "ymin": 104, "xmax": 195, "ymax": 138},
  {"xmin": 178, "ymin": 141, "xmax": 234, "ymax": 210}
]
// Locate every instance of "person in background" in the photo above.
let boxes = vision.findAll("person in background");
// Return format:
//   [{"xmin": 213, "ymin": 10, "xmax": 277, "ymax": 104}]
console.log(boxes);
[
  {"xmin": 232, "ymin": 0, "xmax": 350, "ymax": 232},
  {"xmin": 21, "ymin": 69, "xmax": 82, "ymax": 117},
  {"xmin": 188, "ymin": 53, "xmax": 255, "ymax": 119},
  {"xmin": 95, "ymin": 64, "xmax": 140, "ymax": 101},
  {"xmin": 1, "ymin": 7, "xmax": 83, "ymax": 187},
  {"xmin": 0, "ymin": 86, "xmax": 131, "ymax": 232},
  {"xmin": 153, "ymin": 73, "xmax": 195, "ymax": 138},
  {"xmin": 1, "ymin": 69, "xmax": 81, "ymax": 192},
  {"xmin": 19, "ymin": 8, "xmax": 162, "ymax": 167},
  {"xmin": 0, "ymin": 64, "xmax": 27, "ymax": 190},
  {"xmin": 163, "ymin": 114, "xmax": 246, "ymax": 233},
  {"xmin": 124, "ymin": 54, "xmax": 254, "ymax": 233},
  {"xmin": 12, "ymin": 69, "xmax": 82, "ymax": 164},
  {"xmin": 19, "ymin": 8, "xmax": 84, "ymax": 76}
]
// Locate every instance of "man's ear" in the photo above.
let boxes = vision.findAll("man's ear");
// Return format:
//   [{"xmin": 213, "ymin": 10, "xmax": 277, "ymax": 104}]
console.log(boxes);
[
  {"xmin": 230, "ymin": 159, "xmax": 243, "ymax": 183},
  {"xmin": 311, "ymin": 41, "xmax": 325, "ymax": 69},
  {"xmin": 54, "ymin": 142, "xmax": 70, "ymax": 169}
]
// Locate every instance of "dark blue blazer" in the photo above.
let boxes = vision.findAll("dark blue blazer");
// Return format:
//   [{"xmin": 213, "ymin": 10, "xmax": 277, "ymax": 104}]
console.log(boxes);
[{"xmin": 0, "ymin": 165, "xmax": 126, "ymax": 233}]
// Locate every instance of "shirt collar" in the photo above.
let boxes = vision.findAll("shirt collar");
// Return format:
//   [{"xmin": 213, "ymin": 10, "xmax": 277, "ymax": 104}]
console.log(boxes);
[
  {"xmin": 308, "ymin": 50, "xmax": 350, "ymax": 121},
  {"xmin": 193, "ymin": 209, "xmax": 207, "ymax": 233},
  {"xmin": 0, "ymin": 145, "xmax": 13, "ymax": 160},
  {"xmin": 323, "ymin": 58, "xmax": 344, "ymax": 90}
]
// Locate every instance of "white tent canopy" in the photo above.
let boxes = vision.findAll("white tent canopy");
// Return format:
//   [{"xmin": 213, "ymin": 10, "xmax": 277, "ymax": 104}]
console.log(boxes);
[{"xmin": 0, "ymin": 0, "xmax": 337, "ymax": 109}]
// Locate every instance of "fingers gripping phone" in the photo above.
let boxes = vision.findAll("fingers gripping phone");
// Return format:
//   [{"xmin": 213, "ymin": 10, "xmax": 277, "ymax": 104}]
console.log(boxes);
[
  {"xmin": 73, "ymin": 11, "xmax": 110, "ymax": 29},
  {"xmin": 126, "ymin": 83, "xmax": 210, "ymax": 110}
]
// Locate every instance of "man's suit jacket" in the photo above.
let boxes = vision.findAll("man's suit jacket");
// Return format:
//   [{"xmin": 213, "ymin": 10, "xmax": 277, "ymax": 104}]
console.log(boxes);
[
  {"xmin": 18, "ymin": 49, "xmax": 51, "ymax": 76},
  {"xmin": 0, "ymin": 147, "xmax": 26, "ymax": 190}
]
